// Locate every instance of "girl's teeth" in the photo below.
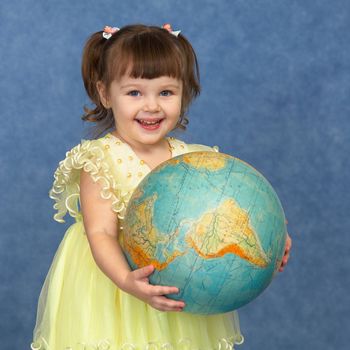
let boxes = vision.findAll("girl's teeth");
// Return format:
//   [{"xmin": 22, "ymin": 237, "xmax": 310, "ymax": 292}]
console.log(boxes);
[{"xmin": 139, "ymin": 120, "xmax": 160, "ymax": 125}]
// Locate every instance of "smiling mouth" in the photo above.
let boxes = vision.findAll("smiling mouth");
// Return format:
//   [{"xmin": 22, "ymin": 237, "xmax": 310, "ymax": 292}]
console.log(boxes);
[
  {"xmin": 135, "ymin": 118, "xmax": 165, "ymax": 131},
  {"xmin": 136, "ymin": 118, "xmax": 164, "ymax": 126}
]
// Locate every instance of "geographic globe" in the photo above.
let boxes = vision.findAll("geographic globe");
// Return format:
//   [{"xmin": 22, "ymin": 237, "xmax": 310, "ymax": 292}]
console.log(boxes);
[{"xmin": 122, "ymin": 151, "xmax": 287, "ymax": 314}]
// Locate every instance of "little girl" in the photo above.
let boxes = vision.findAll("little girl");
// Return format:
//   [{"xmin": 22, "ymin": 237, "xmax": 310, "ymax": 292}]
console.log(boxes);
[{"xmin": 31, "ymin": 24, "xmax": 291, "ymax": 350}]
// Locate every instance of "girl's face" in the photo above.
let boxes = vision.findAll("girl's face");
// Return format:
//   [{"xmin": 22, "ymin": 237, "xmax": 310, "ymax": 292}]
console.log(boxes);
[{"xmin": 100, "ymin": 75, "xmax": 183, "ymax": 149}]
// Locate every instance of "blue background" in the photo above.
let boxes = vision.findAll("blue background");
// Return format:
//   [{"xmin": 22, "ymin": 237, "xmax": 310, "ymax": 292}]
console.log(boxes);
[{"xmin": 1, "ymin": 0, "xmax": 349, "ymax": 349}]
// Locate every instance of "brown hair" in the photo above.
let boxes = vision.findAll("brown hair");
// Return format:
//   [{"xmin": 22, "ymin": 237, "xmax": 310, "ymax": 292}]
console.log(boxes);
[{"xmin": 81, "ymin": 24, "xmax": 201, "ymax": 137}]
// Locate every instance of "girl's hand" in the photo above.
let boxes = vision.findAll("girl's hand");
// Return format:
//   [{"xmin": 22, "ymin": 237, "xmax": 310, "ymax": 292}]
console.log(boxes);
[
  {"xmin": 279, "ymin": 233, "xmax": 292, "ymax": 272},
  {"xmin": 122, "ymin": 264, "xmax": 185, "ymax": 312}
]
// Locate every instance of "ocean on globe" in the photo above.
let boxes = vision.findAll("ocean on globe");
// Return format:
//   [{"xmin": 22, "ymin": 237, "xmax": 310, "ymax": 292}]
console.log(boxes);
[{"xmin": 122, "ymin": 151, "xmax": 287, "ymax": 315}]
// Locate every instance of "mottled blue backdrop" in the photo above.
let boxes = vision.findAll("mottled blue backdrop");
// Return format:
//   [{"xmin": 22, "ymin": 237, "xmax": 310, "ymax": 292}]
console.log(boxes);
[{"xmin": 1, "ymin": 1, "xmax": 349, "ymax": 349}]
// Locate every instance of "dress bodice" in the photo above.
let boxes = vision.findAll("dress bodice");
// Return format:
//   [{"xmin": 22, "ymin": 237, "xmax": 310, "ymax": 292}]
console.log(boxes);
[{"xmin": 49, "ymin": 133, "xmax": 217, "ymax": 224}]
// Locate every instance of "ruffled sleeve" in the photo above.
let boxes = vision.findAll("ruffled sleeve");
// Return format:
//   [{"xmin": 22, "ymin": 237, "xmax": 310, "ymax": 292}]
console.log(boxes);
[{"xmin": 49, "ymin": 139, "xmax": 127, "ymax": 223}]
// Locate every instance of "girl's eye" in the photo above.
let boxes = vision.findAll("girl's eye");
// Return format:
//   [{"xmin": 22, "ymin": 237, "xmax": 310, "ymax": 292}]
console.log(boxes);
[
  {"xmin": 160, "ymin": 90, "xmax": 173, "ymax": 97},
  {"xmin": 128, "ymin": 90, "xmax": 141, "ymax": 96}
]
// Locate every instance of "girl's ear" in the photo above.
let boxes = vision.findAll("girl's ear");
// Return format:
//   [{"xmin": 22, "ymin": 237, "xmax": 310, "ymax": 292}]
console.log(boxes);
[{"xmin": 96, "ymin": 81, "xmax": 110, "ymax": 108}]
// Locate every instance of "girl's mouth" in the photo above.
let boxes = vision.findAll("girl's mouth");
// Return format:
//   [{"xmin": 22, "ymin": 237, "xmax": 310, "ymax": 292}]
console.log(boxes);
[{"xmin": 136, "ymin": 118, "xmax": 164, "ymax": 130}]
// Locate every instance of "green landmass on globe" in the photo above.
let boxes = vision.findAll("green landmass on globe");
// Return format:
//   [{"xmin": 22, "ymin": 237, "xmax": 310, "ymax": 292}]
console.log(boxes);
[{"xmin": 122, "ymin": 151, "xmax": 287, "ymax": 314}]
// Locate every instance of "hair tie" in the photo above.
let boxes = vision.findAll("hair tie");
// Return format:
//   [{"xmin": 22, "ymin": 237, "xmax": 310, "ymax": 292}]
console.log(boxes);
[
  {"xmin": 102, "ymin": 24, "xmax": 181, "ymax": 40},
  {"xmin": 102, "ymin": 26, "xmax": 120, "ymax": 39},
  {"xmin": 162, "ymin": 23, "xmax": 181, "ymax": 37}
]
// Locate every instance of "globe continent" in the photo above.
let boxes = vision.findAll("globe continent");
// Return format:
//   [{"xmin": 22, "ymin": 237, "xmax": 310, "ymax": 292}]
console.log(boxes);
[{"xmin": 122, "ymin": 152, "xmax": 287, "ymax": 314}]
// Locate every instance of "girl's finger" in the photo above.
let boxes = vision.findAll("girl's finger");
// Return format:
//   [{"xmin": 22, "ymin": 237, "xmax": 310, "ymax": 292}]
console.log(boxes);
[
  {"xmin": 152, "ymin": 295, "xmax": 185, "ymax": 311},
  {"xmin": 286, "ymin": 234, "xmax": 292, "ymax": 250},
  {"xmin": 133, "ymin": 265, "xmax": 154, "ymax": 279},
  {"xmin": 152, "ymin": 285, "xmax": 179, "ymax": 296}
]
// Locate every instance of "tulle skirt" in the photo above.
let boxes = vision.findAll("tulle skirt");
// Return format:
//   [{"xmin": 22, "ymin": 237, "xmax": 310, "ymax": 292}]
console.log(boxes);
[{"xmin": 31, "ymin": 221, "xmax": 244, "ymax": 350}]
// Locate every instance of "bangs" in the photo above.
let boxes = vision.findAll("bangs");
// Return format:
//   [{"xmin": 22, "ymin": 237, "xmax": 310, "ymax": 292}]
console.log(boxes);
[{"xmin": 107, "ymin": 30, "xmax": 184, "ymax": 81}]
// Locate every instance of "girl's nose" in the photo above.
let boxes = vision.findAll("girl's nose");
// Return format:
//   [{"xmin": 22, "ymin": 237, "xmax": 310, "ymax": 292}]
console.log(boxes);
[{"xmin": 143, "ymin": 96, "xmax": 161, "ymax": 112}]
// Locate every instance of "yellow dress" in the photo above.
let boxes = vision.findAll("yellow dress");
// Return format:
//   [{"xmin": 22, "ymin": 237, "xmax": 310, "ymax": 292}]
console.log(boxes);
[{"xmin": 31, "ymin": 133, "xmax": 244, "ymax": 350}]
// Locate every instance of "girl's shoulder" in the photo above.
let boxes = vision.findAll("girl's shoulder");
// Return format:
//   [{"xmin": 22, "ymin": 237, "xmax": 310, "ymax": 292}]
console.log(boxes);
[
  {"xmin": 170, "ymin": 137, "xmax": 219, "ymax": 154},
  {"xmin": 186, "ymin": 142, "xmax": 219, "ymax": 153}
]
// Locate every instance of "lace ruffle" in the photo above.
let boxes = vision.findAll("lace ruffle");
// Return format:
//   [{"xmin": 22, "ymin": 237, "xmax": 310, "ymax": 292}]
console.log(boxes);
[
  {"xmin": 49, "ymin": 140, "xmax": 129, "ymax": 223},
  {"xmin": 31, "ymin": 334, "xmax": 244, "ymax": 350}
]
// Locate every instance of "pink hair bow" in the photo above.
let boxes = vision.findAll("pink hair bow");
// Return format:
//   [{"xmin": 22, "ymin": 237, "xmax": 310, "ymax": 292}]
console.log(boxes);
[
  {"xmin": 162, "ymin": 23, "xmax": 181, "ymax": 37},
  {"xmin": 102, "ymin": 26, "xmax": 120, "ymax": 39}
]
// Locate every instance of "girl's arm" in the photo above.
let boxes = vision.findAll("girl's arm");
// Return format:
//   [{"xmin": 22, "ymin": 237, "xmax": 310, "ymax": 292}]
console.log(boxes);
[{"xmin": 80, "ymin": 169, "xmax": 185, "ymax": 312}]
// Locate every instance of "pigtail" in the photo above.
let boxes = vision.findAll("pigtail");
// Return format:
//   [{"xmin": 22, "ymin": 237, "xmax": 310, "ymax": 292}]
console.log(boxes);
[
  {"xmin": 178, "ymin": 34, "xmax": 201, "ymax": 99},
  {"xmin": 175, "ymin": 34, "xmax": 201, "ymax": 130},
  {"xmin": 81, "ymin": 32, "xmax": 114, "ymax": 136}
]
